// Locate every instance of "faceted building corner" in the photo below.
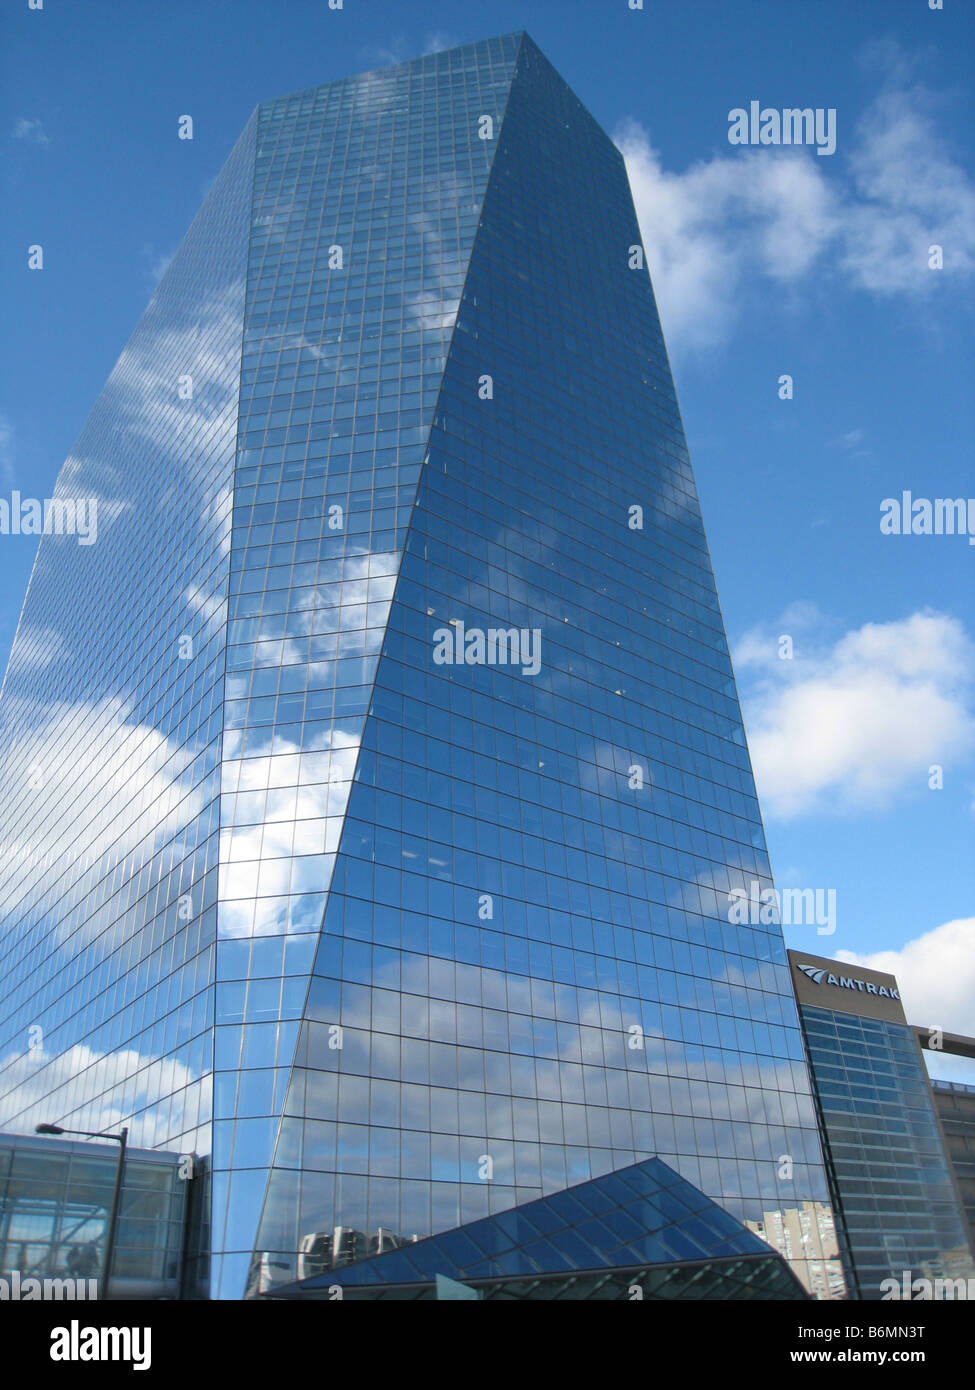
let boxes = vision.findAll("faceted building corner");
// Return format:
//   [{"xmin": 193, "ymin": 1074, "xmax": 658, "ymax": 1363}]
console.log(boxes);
[{"xmin": 0, "ymin": 32, "xmax": 844, "ymax": 1301}]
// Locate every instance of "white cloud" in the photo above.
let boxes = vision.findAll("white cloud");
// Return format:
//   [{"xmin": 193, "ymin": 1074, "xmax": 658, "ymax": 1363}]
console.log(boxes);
[
  {"xmin": 361, "ymin": 31, "xmax": 457, "ymax": 68},
  {"xmin": 2, "ymin": 626, "xmax": 70, "ymax": 674},
  {"xmin": 735, "ymin": 609, "xmax": 975, "ymax": 819},
  {"xmin": 216, "ymin": 721, "xmax": 364, "ymax": 936},
  {"xmin": 840, "ymin": 83, "xmax": 975, "ymax": 294},
  {"xmin": 836, "ymin": 917, "xmax": 975, "ymax": 1044},
  {"xmin": 833, "ymin": 428, "xmax": 869, "ymax": 460},
  {"xmin": 733, "ymin": 600, "xmax": 828, "ymax": 675},
  {"xmin": 11, "ymin": 117, "xmax": 49, "ymax": 145},
  {"xmin": 618, "ymin": 56, "xmax": 975, "ymax": 355},
  {"xmin": 422, "ymin": 31, "xmax": 455, "ymax": 56},
  {"xmin": 105, "ymin": 277, "xmax": 245, "ymax": 460},
  {"xmin": 142, "ymin": 243, "xmax": 178, "ymax": 288},
  {"xmin": 0, "ymin": 695, "xmax": 206, "ymax": 931},
  {"xmin": 0, "ymin": 1042, "xmax": 200, "ymax": 1148}
]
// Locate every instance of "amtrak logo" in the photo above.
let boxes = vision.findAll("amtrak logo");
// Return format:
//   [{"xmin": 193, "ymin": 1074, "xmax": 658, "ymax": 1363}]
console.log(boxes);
[{"xmin": 796, "ymin": 963, "xmax": 900, "ymax": 1001}]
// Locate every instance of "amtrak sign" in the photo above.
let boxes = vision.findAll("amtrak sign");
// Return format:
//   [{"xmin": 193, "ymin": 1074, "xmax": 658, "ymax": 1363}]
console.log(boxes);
[
  {"xmin": 796, "ymin": 963, "xmax": 900, "ymax": 1002},
  {"xmin": 788, "ymin": 949, "xmax": 907, "ymax": 1024}
]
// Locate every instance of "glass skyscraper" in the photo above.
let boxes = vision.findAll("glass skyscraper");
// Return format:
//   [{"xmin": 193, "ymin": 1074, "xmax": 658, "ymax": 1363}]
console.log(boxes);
[{"xmin": 0, "ymin": 33, "xmax": 841, "ymax": 1300}]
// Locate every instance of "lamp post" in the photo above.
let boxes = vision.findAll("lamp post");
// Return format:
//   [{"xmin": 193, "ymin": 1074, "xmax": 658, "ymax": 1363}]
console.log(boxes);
[{"xmin": 36, "ymin": 1122, "xmax": 128, "ymax": 1301}]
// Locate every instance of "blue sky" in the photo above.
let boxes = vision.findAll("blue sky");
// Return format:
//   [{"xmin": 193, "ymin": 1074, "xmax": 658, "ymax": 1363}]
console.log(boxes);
[{"xmin": 1, "ymin": 0, "xmax": 973, "ymax": 1075}]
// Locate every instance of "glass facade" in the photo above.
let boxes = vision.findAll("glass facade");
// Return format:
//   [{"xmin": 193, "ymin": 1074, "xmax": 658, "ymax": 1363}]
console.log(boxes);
[
  {"xmin": 211, "ymin": 34, "xmax": 520, "ymax": 1297},
  {"xmin": 0, "ymin": 99, "xmax": 257, "ymax": 1303},
  {"xmin": 0, "ymin": 32, "xmax": 840, "ymax": 1300},
  {"xmin": 800, "ymin": 1007, "xmax": 975, "ymax": 1298}
]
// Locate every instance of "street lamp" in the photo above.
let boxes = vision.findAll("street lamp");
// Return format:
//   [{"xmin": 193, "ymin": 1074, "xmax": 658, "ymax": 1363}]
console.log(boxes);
[{"xmin": 35, "ymin": 1122, "xmax": 128, "ymax": 1301}]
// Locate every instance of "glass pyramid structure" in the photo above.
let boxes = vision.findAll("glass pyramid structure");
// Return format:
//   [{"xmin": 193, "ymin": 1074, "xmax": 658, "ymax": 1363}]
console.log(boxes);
[
  {"xmin": 0, "ymin": 33, "xmax": 842, "ymax": 1300},
  {"xmin": 267, "ymin": 1155, "xmax": 807, "ymax": 1300}
]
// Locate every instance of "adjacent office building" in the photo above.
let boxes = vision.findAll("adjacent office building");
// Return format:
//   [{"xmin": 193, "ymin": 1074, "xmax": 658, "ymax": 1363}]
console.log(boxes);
[
  {"xmin": 788, "ymin": 951, "xmax": 975, "ymax": 1299},
  {"xmin": 915, "ymin": 1024, "xmax": 975, "ymax": 1260},
  {"xmin": 0, "ymin": 33, "xmax": 842, "ymax": 1299},
  {"xmin": 929, "ymin": 1082, "xmax": 975, "ymax": 1257}
]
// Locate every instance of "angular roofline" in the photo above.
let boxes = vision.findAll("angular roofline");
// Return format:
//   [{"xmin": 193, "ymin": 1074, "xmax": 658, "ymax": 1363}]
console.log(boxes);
[{"xmin": 257, "ymin": 31, "xmax": 529, "ymax": 112}]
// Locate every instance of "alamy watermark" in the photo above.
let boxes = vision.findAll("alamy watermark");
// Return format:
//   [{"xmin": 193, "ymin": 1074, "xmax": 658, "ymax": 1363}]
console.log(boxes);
[
  {"xmin": 432, "ymin": 620, "xmax": 542, "ymax": 677},
  {"xmin": 728, "ymin": 881, "xmax": 836, "ymax": 935},
  {"xmin": 881, "ymin": 1270, "xmax": 975, "ymax": 1300},
  {"xmin": 0, "ymin": 493, "xmax": 97, "ymax": 545},
  {"xmin": 728, "ymin": 102, "xmax": 836, "ymax": 156},
  {"xmin": 50, "ymin": 1320, "xmax": 151, "ymax": 1370},
  {"xmin": 0, "ymin": 1272, "xmax": 98, "ymax": 1301},
  {"xmin": 880, "ymin": 493, "xmax": 975, "ymax": 544}
]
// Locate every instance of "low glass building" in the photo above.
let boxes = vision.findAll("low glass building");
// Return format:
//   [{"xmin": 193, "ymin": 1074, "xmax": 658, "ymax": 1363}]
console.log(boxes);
[{"xmin": 0, "ymin": 1132, "xmax": 192, "ymax": 1299}]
